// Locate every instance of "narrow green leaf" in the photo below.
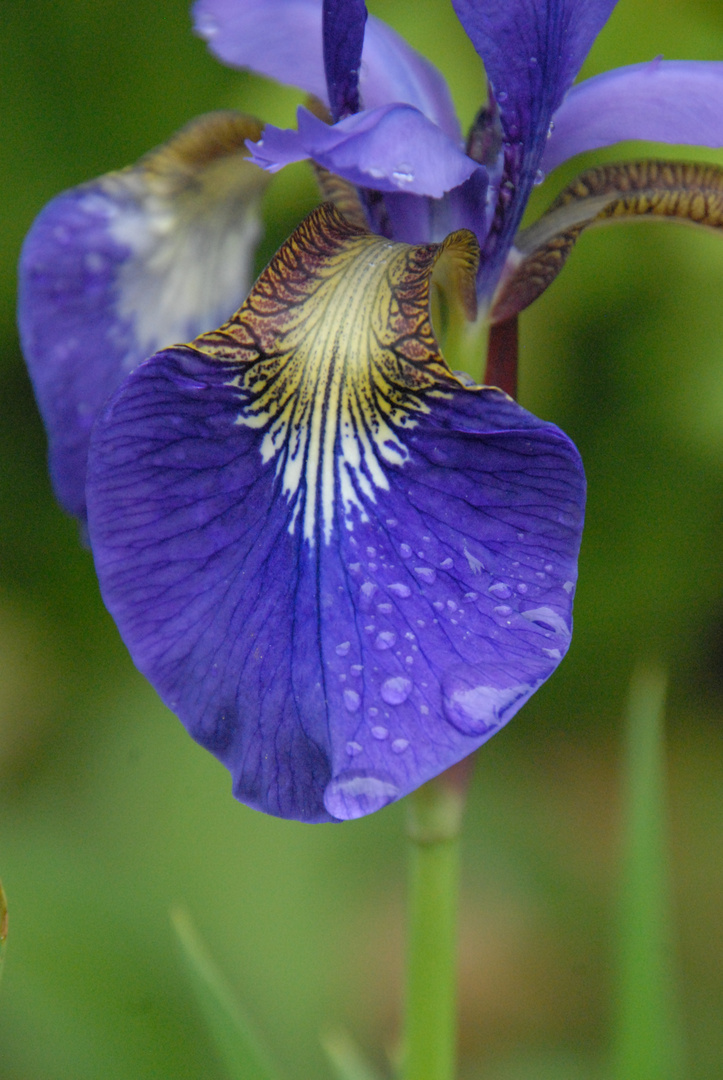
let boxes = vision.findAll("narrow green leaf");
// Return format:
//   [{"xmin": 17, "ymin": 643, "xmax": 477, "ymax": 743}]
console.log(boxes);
[
  {"xmin": 0, "ymin": 880, "xmax": 7, "ymax": 988},
  {"xmin": 612, "ymin": 665, "xmax": 685, "ymax": 1080},
  {"xmin": 321, "ymin": 1029, "xmax": 385, "ymax": 1080},
  {"xmin": 171, "ymin": 907, "xmax": 282, "ymax": 1080}
]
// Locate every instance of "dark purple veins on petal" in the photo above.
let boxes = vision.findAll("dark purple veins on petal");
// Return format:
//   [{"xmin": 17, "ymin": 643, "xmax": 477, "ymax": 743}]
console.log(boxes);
[
  {"xmin": 323, "ymin": 0, "xmax": 368, "ymax": 120},
  {"xmin": 85, "ymin": 206, "xmax": 585, "ymax": 823}
]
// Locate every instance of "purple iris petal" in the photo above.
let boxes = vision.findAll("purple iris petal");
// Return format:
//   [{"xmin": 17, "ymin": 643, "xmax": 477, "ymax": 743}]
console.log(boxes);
[
  {"xmin": 18, "ymin": 115, "xmax": 268, "ymax": 525},
  {"xmin": 451, "ymin": 0, "xmax": 617, "ymax": 284},
  {"xmin": 194, "ymin": 0, "xmax": 460, "ymax": 140},
  {"xmin": 323, "ymin": 0, "xmax": 367, "ymax": 120},
  {"xmin": 249, "ymin": 106, "xmax": 479, "ymax": 198},
  {"xmin": 543, "ymin": 60, "xmax": 723, "ymax": 174},
  {"xmin": 86, "ymin": 346, "xmax": 584, "ymax": 823}
]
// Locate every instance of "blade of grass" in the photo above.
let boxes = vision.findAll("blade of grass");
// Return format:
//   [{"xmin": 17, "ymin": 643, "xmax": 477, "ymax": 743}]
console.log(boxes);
[
  {"xmin": 321, "ymin": 1029, "xmax": 385, "ymax": 1080},
  {"xmin": 612, "ymin": 665, "xmax": 685, "ymax": 1080},
  {"xmin": 171, "ymin": 906, "xmax": 282, "ymax": 1080},
  {"xmin": 0, "ymin": 881, "xmax": 7, "ymax": 989}
]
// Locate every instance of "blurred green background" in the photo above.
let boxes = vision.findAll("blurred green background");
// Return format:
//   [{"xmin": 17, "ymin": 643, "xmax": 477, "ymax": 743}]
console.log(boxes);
[{"xmin": 1, "ymin": 1, "xmax": 722, "ymax": 1077}]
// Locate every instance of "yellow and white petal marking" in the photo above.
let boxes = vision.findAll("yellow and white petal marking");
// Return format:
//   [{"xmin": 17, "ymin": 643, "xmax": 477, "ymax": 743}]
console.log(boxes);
[
  {"xmin": 192, "ymin": 204, "xmax": 479, "ymax": 545},
  {"xmin": 100, "ymin": 112, "xmax": 270, "ymax": 362}
]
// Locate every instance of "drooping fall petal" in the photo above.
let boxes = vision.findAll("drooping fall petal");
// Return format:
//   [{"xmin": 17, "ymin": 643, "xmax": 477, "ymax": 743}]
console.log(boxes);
[
  {"xmin": 86, "ymin": 204, "xmax": 585, "ymax": 823},
  {"xmin": 18, "ymin": 112, "xmax": 269, "ymax": 524}
]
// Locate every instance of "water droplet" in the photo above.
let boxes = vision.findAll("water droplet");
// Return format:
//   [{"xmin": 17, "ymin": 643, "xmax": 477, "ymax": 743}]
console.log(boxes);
[
  {"xmin": 364, "ymin": 624, "xmax": 375, "ymax": 633},
  {"xmin": 375, "ymin": 631, "xmax": 396, "ymax": 650},
  {"xmin": 433, "ymin": 601, "xmax": 444, "ymax": 611},
  {"xmin": 388, "ymin": 582, "xmax": 411, "ymax": 598},
  {"xmin": 346, "ymin": 741, "xmax": 363, "ymax": 756},
  {"xmin": 542, "ymin": 647, "xmax": 562, "ymax": 660},
  {"xmin": 343, "ymin": 689, "xmax": 361, "ymax": 713},
  {"xmin": 368, "ymin": 706, "xmax": 379, "ymax": 717},
  {"xmin": 494, "ymin": 605, "xmax": 512, "ymax": 616},
  {"xmin": 488, "ymin": 582, "xmax": 511, "ymax": 599},
  {"xmin": 463, "ymin": 591, "xmax": 478, "ymax": 601},
  {"xmin": 521, "ymin": 606, "xmax": 570, "ymax": 638},
  {"xmin": 196, "ymin": 13, "xmax": 218, "ymax": 37},
  {"xmin": 497, "ymin": 90, "xmax": 508, "ymax": 103},
  {"xmin": 392, "ymin": 738, "xmax": 409, "ymax": 754},
  {"xmin": 386, "ymin": 518, "xmax": 398, "ymax": 527},
  {"xmin": 405, "ymin": 656, "xmax": 414, "ymax": 665},
  {"xmin": 371, "ymin": 725, "xmax": 389, "ymax": 740},
  {"xmin": 324, "ymin": 770, "xmax": 399, "ymax": 819},
  {"xmin": 533, "ymin": 169, "xmax": 544, "ymax": 186},
  {"xmin": 400, "ymin": 543, "xmax": 412, "ymax": 559},
  {"xmin": 377, "ymin": 602, "xmax": 393, "ymax": 614},
  {"xmin": 446, "ymin": 600, "xmax": 458, "ymax": 612},
  {"xmin": 366, "ymin": 547, "xmax": 377, "ymax": 558},
  {"xmin": 544, "ymin": 563, "xmax": 554, "ymax": 573},
  {"xmin": 404, "ymin": 631, "xmax": 415, "ymax": 641},
  {"xmin": 529, "ymin": 55, "xmax": 538, "ymax": 65},
  {"xmin": 416, "ymin": 619, "xmax": 426, "ymax": 627},
  {"xmin": 440, "ymin": 558, "xmax": 454, "ymax": 569},
  {"xmin": 547, "ymin": 120, "xmax": 555, "ymax": 139},
  {"xmin": 414, "ymin": 567, "xmax": 436, "ymax": 585},
  {"xmin": 536, "ymin": 572, "xmax": 546, "ymax": 579},
  {"xmin": 563, "ymin": 581, "xmax": 574, "ymax": 594},
  {"xmin": 381, "ymin": 676, "xmax": 413, "ymax": 705},
  {"xmin": 336, "ymin": 641, "xmax": 351, "ymax": 657},
  {"xmin": 351, "ymin": 664, "xmax": 363, "ymax": 676},
  {"xmin": 360, "ymin": 581, "xmax": 377, "ymax": 600},
  {"xmin": 348, "ymin": 562, "xmax": 362, "ymax": 574},
  {"xmin": 420, "ymin": 704, "xmax": 430, "ymax": 715},
  {"xmin": 517, "ymin": 583, "xmax": 528, "ymax": 594},
  {"xmin": 442, "ymin": 670, "xmax": 530, "ymax": 735},
  {"xmin": 392, "ymin": 169, "xmax": 415, "ymax": 184}
]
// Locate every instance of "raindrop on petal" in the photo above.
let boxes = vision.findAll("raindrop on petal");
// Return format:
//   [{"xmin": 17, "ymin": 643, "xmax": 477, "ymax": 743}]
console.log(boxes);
[{"xmin": 381, "ymin": 676, "xmax": 413, "ymax": 705}]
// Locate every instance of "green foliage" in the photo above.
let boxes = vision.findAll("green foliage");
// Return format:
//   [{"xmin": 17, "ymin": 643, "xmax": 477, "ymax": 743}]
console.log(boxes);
[
  {"xmin": 172, "ymin": 908, "xmax": 281, "ymax": 1080},
  {"xmin": 612, "ymin": 668, "xmax": 685, "ymax": 1080}
]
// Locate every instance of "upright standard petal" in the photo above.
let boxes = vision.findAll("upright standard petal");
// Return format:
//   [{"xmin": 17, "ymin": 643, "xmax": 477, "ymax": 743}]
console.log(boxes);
[
  {"xmin": 18, "ymin": 113, "xmax": 269, "ymax": 524},
  {"xmin": 249, "ymin": 106, "xmax": 479, "ymax": 198},
  {"xmin": 194, "ymin": 0, "xmax": 460, "ymax": 140},
  {"xmin": 86, "ymin": 204, "xmax": 585, "ymax": 823},
  {"xmin": 451, "ymin": 0, "xmax": 617, "ymax": 283},
  {"xmin": 542, "ymin": 61, "xmax": 723, "ymax": 174},
  {"xmin": 323, "ymin": 0, "xmax": 367, "ymax": 120}
]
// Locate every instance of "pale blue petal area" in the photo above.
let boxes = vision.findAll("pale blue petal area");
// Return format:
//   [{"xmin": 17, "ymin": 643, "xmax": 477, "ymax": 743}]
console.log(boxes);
[
  {"xmin": 194, "ymin": 0, "xmax": 460, "ymax": 140},
  {"xmin": 249, "ymin": 106, "xmax": 479, "ymax": 198},
  {"xmin": 18, "ymin": 113, "xmax": 268, "ymax": 524},
  {"xmin": 86, "ymin": 345, "xmax": 585, "ymax": 823},
  {"xmin": 543, "ymin": 60, "xmax": 723, "ymax": 174}
]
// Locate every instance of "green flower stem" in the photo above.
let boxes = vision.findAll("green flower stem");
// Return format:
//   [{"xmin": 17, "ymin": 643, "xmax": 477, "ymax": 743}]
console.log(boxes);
[{"xmin": 402, "ymin": 760, "xmax": 473, "ymax": 1080}]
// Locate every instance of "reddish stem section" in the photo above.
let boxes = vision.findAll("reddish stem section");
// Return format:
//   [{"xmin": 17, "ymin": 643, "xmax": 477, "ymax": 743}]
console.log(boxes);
[{"xmin": 485, "ymin": 315, "xmax": 519, "ymax": 399}]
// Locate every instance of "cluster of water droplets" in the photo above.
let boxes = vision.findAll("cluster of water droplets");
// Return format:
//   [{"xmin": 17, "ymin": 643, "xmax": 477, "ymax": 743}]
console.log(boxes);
[{"xmin": 322, "ymin": 513, "xmax": 575, "ymax": 819}]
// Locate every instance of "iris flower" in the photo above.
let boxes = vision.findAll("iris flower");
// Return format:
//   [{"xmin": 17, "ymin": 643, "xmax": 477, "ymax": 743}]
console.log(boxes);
[{"xmin": 18, "ymin": 0, "xmax": 723, "ymax": 821}]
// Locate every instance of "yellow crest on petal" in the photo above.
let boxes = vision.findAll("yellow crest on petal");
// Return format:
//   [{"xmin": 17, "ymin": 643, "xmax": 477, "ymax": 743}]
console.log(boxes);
[{"xmin": 192, "ymin": 204, "xmax": 479, "ymax": 545}]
